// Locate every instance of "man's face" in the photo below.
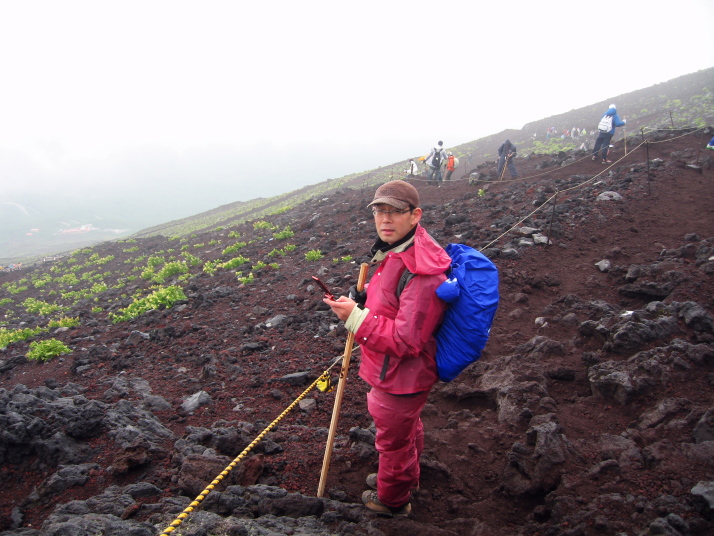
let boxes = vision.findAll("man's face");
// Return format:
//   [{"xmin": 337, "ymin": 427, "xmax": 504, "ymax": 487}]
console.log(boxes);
[{"xmin": 372, "ymin": 203, "xmax": 422, "ymax": 244}]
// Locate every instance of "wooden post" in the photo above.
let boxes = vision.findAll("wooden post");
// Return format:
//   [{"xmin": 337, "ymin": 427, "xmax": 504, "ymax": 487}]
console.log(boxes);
[
  {"xmin": 317, "ymin": 262, "xmax": 369, "ymax": 498},
  {"xmin": 669, "ymin": 111, "xmax": 674, "ymax": 129},
  {"xmin": 547, "ymin": 192, "xmax": 557, "ymax": 247},
  {"xmin": 646, "ymin": 142, "xmax": 651, "ymax": 196}
]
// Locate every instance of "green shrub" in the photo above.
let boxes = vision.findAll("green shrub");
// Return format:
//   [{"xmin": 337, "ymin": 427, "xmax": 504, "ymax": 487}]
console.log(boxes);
[
  {"xmin": 27, "ymin": 339, "xmax": 71, "ymax": 361},
  {"xmin": 0, "ymin": 326, "xmax": 43, "ymax": 348},
  {"xmin": 181, "ymin": 252, "xmax": 202, "ymax": 267},
  {"xmin": 273, "ymin": 226, "xmax": 294, "ymax": 240},
  {"xmin": 23, "ymin": 298, "xmax": 64, "ymax": 315},
  {"xmin": 221, "ymin": 256, "xmax": 250, "ymax": 270},
  {"xmin": 147, "ymin": 256, "xmax": 165, "ymax": 268},
  {"xmin": 305, "ymin": 249, "xmax": 324, "ymax": 261},
  {"xmin": 223, "ymin": 242, "xmax": 247, "ymax": 255},
  {"xmin": 153, "ymin": 261, "xmax": 189, "ymax": 283},
  {"xmin": 48, "ymin": 317, "xmax": 80, "ymax": 328},
  {"xmin": 237, "ymin": 272, "xmax": 254, "ymax": 285},
  {"xmin": 109, "ymin": 285, "xmax": 187, "ymax": 323}
]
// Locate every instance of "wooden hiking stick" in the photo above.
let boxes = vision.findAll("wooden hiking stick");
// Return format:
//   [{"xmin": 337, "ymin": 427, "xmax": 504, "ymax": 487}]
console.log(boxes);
[
  {"xmin": 317, "ymin": 262, "xmax": 370, "ymax": 498},
  {"xmin": 498, "ymin": 153, "xmax": 510, "ymax": 181}
]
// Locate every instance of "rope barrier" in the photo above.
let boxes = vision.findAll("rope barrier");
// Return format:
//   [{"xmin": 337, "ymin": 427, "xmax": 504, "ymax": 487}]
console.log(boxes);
[
  {"xmin": 406, "ymin": 125, "xmax": 706, "ymax": 186},
  {"xmin": 158, "ymin": 351, "xmax": 351, "ymax": 535},
  {"xmin": 478, "ymin": 124, "xmax": 707, "ymax": 251}
]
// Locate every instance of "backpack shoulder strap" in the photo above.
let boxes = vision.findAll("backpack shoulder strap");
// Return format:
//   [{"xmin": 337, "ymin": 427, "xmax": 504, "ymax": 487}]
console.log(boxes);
[{"xmin": 396, "ymin": 268, "xmax": 416, "ymax": 298}]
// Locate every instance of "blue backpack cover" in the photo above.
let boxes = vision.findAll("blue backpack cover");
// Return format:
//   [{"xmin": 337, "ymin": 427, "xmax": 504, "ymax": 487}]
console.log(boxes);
[{"xmin": 434, "ymin": 243, "xmax": 500, "ymax": 382}]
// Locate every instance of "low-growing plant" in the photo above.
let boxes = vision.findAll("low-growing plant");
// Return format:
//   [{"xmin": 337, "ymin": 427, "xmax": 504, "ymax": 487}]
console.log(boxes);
[
  {"xmin": 153, "ymin": 261, "xmax": 190, "ymax": 283},
  {"xmin": 48, "ymin": 317, "xmax": 80, "ymax": 328},
  {"xmin": 283, "ymin": 244, "xmax": 297, "ymax": 252},
  {"xmin": 228, "ymin": 231, "xmax": 241, "ymax": 238},
  {"xmin": 92, "ymin": 306, "xmax": 103, "ymax": 313},
  {"xmin": 0, "ymin": 326, "xmax": 44, "ymax": 348},
  {"xmin": 27, "ymin": 339, "xmax": 71, "ymax": 361},
  {"xmin": 203, "ymin": 260, "xmax": 220, "ymax": 275},
  {"xmin": 147, "ymin": 256, "xmax": 165, "ymax": 268},
  {"xmin": 181, "ymin": 252, "xmax": 202, "ymax": 267},
  {"xmin": 222, "ymin": 256, "xmax": 250, "ymax": 270},
  {"xmin": 223, "ymin": 242, "xmax": 247, "ymax": 255},
  {"xmin": 23, "ymin": 298, "xmax": 64, "ymax": 316},
  {"xmin": 6, "ymin": 284, "xmax": 29, "ymax": 295},
  {"xmin": 253, "ymin": 220, "xmax": 275, "ymax": 230},
  {"xmin": 305, "ymin": 249, "xmax": 324, "ymax": 261},
  {"xmin": 109, "ymin": 285, "xmax": 187, "ymax": 323},
  {"xmin": 237, "ymin": 272, "xmax": 254, "ymax": 285},
  {"xmin": 269, "ymin": 263, "xmax": 279, "ymax": 269},
  {"xmin": 273, "ymin": 226, "xmax": 294, "ymax": 240}
]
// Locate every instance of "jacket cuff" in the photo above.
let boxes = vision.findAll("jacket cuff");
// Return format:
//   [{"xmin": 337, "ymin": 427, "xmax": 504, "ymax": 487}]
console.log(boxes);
[{"xmin": 345, "ymin": 305, "xmax": 370, "ymax": 334}]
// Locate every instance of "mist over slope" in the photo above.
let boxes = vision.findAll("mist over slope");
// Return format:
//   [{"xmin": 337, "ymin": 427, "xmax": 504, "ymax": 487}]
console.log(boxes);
[{"xmin": 2, "ymin": 67, "xmax": 712, "ymax": 264}]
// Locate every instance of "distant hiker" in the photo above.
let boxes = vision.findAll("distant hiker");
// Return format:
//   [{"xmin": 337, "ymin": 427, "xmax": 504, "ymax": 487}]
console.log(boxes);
[
  {"xmin": 707, "ymin": 136, "xmax": 714, "ymax": 150},
  {"xmin": 497, "ymin": 139, "xmax": 518, "ymax": 179},
  {"xmin": 405, "ymin": 159, "xmax": 419, "ymax": 178},
  {"xmin": 444, "ymin": 152, "xmax": 459, "ymax": 181},
  {"xmin": 424, "ymin": 141, "xmax": 447, "ymax": 182},
  {"xmin": 592, "ymin": 104, "xmax": 626, "ymax": 164},
  {"xmin": 323, "ymin": 180, "xmax": 450, "ymax": 518}
]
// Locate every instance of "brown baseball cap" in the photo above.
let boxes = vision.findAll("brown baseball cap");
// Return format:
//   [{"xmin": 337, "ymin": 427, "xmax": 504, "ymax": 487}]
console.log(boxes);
[{"xmin": 367, "ymin": 180, "xmax": 420, "ymax": 210}]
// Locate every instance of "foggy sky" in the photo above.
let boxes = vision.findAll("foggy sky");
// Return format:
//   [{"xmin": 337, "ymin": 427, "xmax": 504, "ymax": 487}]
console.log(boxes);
[{"xmin": 1, "ymin": 0, "xmax": 713, "ymax": 223}]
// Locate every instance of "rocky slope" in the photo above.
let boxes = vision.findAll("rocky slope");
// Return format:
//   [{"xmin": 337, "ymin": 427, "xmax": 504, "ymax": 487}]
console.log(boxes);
[{"xmin": 1, "ymin": 127, "xmax": 714, "ymax": 536}]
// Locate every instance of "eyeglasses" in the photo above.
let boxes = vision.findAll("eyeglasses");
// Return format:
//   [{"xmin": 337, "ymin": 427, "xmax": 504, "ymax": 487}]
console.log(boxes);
[{"xmin": 371, "ymin": 207, "xmax": 411, "ymax": 217}]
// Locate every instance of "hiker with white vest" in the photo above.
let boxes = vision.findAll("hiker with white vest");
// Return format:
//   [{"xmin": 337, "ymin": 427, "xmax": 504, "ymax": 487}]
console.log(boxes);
[
  {"xmin": 424, "ymin": 141, "xmax": 447, "ymax": 182},
  {"xmin": 592, "ymin": 104, "xmax": 626, "ymax": 164}
]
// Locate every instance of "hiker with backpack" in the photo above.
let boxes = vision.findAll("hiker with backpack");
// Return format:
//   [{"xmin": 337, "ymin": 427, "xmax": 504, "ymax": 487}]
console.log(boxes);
[
  {"xmin": 444, "ymin": 152, "xmax": 459, "ymax": 181},
  {"xmin": 424, "ymin": 141, "xmax": 447, "ymax": 182},
  {"xmin": 592, "ymin": 104, "xmax": 626, "ymax": 164},
  {"xmin": 497, "ymin": 139, "xmax": 518, "ymax": 179},
  {"xmin": 322, "ymin": 180, "xmax": 451, "ymax": 517}
]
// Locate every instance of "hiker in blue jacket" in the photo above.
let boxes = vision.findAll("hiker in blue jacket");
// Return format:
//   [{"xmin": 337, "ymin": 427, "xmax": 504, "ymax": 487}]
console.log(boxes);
[{"xmin": 592, "ymin": 104, "xmax": 626, "ymax": 164}]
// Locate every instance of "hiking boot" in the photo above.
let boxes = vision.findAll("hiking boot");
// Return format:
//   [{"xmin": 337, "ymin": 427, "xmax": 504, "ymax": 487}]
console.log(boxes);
[
  {"xmin": 602, "ymin": 160, "xmax": 612, "ymax": 164},
  {"xmin": 366, "ymin": 473, "xmax": 377, "ymax": 490},
  {"xmin": 591, "ymin": 155, "xmax": 597, "ymax": 161},
  {"xmin": 366, "ymin": 473, "xmax": 420, "ymax": 492},
  {"xmin": 361, "ymin": 490, "xmax": 411, "ymax": 517}
]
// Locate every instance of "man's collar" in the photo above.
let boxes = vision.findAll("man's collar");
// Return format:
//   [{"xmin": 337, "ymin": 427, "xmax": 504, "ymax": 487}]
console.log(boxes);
[{"xmin": 370, "ymin": 225, "xmax": 417, "ymax": 262}]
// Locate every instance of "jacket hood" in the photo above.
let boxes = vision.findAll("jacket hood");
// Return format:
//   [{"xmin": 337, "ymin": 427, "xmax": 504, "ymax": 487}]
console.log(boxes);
[
  {"xmin": 605, "ymin": 108, "xmax": 617, "ymax": 117},
  {"xmin": 400, "ymin": 225, "xmax": 452, "ymax": 275}
]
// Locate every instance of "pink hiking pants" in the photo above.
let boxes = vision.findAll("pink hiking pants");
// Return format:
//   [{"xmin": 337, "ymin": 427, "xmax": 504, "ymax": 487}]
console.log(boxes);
[{"xmin": 367, "ymin": 387, "xmax": 429, "ymax": 508}]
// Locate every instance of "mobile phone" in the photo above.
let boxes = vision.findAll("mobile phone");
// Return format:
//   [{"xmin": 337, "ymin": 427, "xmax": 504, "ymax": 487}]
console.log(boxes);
[{"xmin": 312, "ymin": 276, "xmax": 336, "ymax": 300}]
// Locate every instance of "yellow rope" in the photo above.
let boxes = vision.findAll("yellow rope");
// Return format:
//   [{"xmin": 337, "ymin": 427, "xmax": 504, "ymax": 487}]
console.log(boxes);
[{"xmin": 159, "ymin": 364, "xmax": 339, "ymax": 535}]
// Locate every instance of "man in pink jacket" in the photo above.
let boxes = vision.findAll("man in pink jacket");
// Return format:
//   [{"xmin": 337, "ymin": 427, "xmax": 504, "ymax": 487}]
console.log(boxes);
[{"xmin": 324, "ymin": 180, "xmax": 451, "ymax": 517}]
